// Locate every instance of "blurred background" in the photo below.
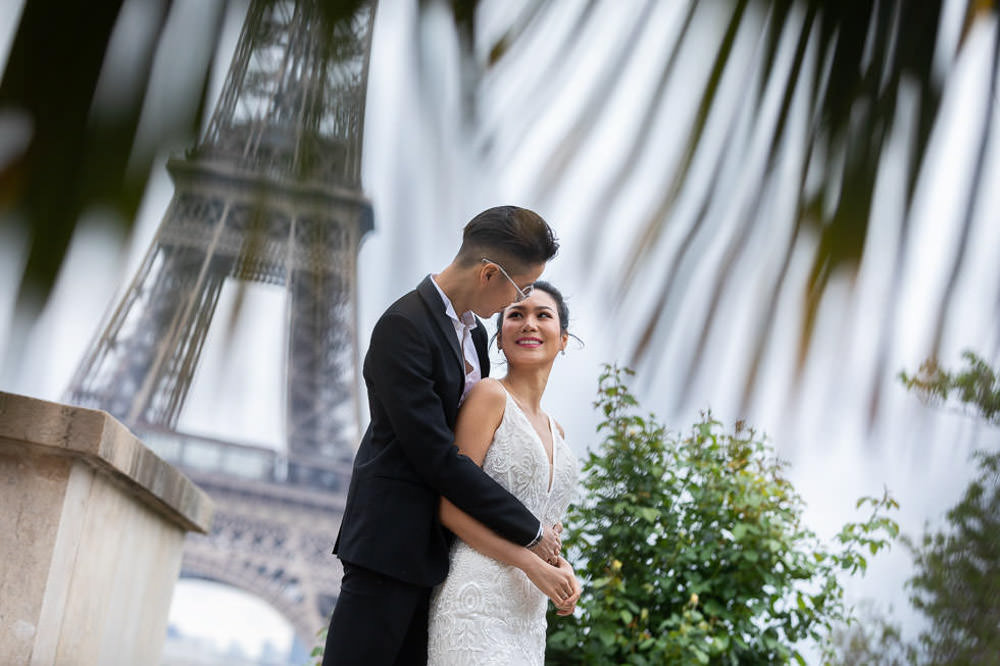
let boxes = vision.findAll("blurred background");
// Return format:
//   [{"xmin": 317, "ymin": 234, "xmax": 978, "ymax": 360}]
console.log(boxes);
[{"xmin": 2, "ymin": 0, "xmax": 998, "ymax": 663}]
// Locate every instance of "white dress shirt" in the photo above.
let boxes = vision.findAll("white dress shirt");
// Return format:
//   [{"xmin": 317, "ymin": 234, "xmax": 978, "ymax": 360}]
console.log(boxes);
[{"xmin": 431, "ymin": 275, "xmax": 482, "ymax": 405}]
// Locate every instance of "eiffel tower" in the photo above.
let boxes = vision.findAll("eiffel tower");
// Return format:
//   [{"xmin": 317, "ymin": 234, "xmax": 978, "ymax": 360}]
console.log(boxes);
[{"xmin": 65, "ymin": 0, "xmax": 375, "ymax": 645}]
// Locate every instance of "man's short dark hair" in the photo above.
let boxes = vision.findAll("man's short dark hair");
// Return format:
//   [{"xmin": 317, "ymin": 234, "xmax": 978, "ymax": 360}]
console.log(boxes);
[{"xmin": 456, "ymin": 206, "xmax": 559, "ymax": 271}]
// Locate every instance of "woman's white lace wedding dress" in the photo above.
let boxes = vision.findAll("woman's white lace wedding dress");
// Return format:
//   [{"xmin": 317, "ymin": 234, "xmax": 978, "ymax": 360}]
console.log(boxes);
[{"xmin": 427, "ymin": 388, "xmax": 578, "ymax": 665}]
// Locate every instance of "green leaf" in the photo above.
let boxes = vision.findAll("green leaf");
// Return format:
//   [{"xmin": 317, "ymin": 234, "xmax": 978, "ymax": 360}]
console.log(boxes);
[{"xmin": 638, "ymin": 507, "xmax": 659, "ymax": 523}]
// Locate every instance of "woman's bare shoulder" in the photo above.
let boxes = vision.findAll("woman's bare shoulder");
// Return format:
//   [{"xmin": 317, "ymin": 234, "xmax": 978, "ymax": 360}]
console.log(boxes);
[
  {"xmin": 461, "ymin": 378, "xmax": 508, "ymax": 418},
  {"xmin": 454, "ymin": 379, "xmax": 508, "ymax": 459}
]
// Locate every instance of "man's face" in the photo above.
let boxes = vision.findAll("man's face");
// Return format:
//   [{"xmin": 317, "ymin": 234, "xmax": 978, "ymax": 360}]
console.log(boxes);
[{"xmin": 472, "ymin": 261, "xmax": 545, "ymax": 317}]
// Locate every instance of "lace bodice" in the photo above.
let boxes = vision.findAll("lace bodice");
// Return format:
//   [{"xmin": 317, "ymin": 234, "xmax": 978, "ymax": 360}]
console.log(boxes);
[
  {"xmin": 427, "ymin": 388, "xmax": 578, "ymax": 665},
  {"xmin": 482, "ymin": 391, "xmax": 576, "ymax": 526}
]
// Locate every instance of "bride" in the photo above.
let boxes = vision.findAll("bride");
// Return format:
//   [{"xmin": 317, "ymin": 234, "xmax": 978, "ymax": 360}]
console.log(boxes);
[{"xmin": 427, "ymin": 281, "xmax": 580, "ymax": 665}]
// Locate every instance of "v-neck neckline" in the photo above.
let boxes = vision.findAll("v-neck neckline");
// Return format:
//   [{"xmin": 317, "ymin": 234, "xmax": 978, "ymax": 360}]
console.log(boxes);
[{"xmin": 500, "ymin": 386, "xmax": 557, "ymax": 494}]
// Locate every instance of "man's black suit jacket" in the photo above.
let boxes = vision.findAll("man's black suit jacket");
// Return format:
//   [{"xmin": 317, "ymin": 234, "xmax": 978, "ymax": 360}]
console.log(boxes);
[{"xmin": 334, "ymin": 276, "xmax": 541, "ymax": 587}]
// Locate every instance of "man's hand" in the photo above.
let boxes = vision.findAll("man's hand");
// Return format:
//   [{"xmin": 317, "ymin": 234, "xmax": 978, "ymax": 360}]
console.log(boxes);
[{"xmin": 528, "ymin": 523, "xmax": 561, "ymax": 564}]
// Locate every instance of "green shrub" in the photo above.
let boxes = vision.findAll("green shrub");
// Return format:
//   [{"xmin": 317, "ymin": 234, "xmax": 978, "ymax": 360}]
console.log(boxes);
[
  {"xmin": 904, "ymin": 450, "xmax": 1000, "ymax": 664},
  {"xmin": 899, "ymin": 350, "xmax": 1000, "ymax": 425},
  {"xmin": 546, "ymin": 365, "xmax": 898, "ymax": 665}
]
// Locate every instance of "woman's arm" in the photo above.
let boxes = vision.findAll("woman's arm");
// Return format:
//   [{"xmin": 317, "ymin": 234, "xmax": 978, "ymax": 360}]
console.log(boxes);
[
  {"xmin": 441, "ymin": 498, "xmax": 580, "ymax": 611},
  {"xmin": 441, "ymin": 380, "xmax": 580, "ymax": 611}
]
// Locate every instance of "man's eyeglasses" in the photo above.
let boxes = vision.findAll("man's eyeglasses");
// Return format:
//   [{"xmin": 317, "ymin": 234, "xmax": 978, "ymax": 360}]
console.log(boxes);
[{"xmin": 481, "ymin": 258, "xmax": 534, "ymax": 302}]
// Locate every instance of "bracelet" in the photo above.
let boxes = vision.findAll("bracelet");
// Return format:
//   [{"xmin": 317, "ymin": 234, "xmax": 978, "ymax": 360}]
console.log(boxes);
[{"xmin": 524, "ymin": 524, "xmax": 544, "ymax": 549}]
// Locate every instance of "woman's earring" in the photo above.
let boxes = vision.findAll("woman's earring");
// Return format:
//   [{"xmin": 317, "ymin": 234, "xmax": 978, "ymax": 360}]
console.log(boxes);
[{"xmin": 560, "ymin": 348, "xmax": 566, "ymax": 356}]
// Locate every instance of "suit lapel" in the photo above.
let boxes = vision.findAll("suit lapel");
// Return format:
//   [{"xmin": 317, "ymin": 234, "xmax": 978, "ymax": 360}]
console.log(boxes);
[
  {"xmin": 417, "ymin": 276, "xmax": 464, "ymax": 373},
  {"xmin": 472, "ymin": 321, "xmax": 490, "ymax": 378}
]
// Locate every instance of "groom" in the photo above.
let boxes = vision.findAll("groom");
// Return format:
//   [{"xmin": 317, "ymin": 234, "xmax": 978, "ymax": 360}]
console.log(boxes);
[{"xmin": 322, "ymin": 206, "xmax": 563, "ymax": 664}]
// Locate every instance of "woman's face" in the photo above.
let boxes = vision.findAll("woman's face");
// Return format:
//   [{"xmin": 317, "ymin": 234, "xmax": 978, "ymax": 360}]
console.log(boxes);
[{"xmin": 498, "ymin": 289, "xmax": 567, "ymax": 367}]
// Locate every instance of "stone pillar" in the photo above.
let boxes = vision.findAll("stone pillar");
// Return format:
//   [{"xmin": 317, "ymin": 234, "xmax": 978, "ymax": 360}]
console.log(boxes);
[{"xmin": 0, "ymin": 392, "xmax": 214, "ymax": 665}]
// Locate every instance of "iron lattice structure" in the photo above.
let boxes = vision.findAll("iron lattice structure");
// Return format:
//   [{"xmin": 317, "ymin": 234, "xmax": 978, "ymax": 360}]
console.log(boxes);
[{"xmin": 66, "ymin": 0, "xmax": 375, "ymax": 643}]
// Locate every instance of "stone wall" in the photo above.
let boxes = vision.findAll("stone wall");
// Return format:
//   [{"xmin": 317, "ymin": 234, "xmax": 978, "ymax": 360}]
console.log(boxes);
[{"xmin": 0, "ymin": 392, "xmax": 213, "ymax": 665}]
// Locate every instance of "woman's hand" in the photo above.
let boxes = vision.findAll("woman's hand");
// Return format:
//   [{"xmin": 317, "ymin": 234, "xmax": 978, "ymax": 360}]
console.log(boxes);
[
  {"xmin": 522, "ymin": 554, "xmax": 580, "ymax": 613},
  {"xmin": 553, "ymin": 557, "xmax": 580, "ymax": 616}
]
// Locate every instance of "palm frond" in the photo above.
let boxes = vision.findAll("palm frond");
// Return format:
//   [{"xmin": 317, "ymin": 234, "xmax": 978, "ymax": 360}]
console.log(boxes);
[{"xmin": 467, "ymin": 0, "xmax": 997, "ymax": 423}]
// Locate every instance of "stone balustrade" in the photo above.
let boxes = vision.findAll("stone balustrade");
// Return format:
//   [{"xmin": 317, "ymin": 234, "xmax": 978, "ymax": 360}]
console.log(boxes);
[{"xmin": 0, "ymin": 392, "xmax": 214, "ymax": 665}]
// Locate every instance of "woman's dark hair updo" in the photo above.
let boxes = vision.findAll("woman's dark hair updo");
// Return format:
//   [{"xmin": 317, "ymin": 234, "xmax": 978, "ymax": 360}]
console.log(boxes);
[{"xmin": 495, "ymin": 280, "xmax": 571, "ymax": 335}]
